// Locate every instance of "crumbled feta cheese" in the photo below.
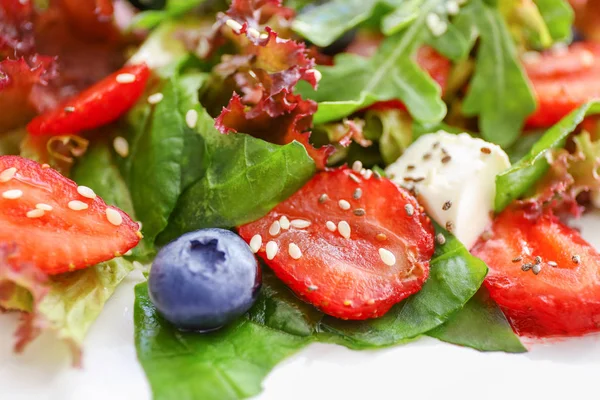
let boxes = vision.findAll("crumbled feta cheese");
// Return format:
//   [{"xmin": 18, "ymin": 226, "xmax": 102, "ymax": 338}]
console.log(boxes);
[{"xmin": 385, "ymin": 131, "xmax": 511, "ymax": 249}]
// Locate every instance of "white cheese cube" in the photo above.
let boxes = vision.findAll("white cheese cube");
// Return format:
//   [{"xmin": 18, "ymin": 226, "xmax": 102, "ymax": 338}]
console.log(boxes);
[{"xmin": 385, "ymin": 131, "xmax": 511, "ymax": 249}]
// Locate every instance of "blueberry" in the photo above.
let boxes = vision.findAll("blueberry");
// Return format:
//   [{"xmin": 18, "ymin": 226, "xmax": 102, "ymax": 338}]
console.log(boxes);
[{"xmin": 148, "ymin": 228, "xmax": 261, "ymax": 332}]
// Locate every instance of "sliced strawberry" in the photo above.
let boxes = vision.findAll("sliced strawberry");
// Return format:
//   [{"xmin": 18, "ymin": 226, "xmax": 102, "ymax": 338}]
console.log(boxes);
[
  {"xmin": 0, "ymin": 155, "xmax": 141, "ymax": 274},
  {"xmin": 472, "ymin": 206, "xmax": 600, "ymax": 337},
  {"xmin": 26, "ymin": 63, "xmax": 150, "ymax": 136},
  {"xmin": 238, "ymin": 167, "xmax": 435, "ymax": 320},
  {"xmin": 524, "ymin": 42, "xmax": 600, "ymax": 128}
]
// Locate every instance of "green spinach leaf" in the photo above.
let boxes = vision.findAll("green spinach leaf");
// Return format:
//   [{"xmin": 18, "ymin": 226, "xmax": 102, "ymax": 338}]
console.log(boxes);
[
  {"xmin": 134, "ymin": 282, "xmax": 312, "ymax": 400},
  {"xmin": 495, "ymin": 101, "xmax": 600, "ymax": 212},
  {"xmin": 317, "ymin": 225, "xmax": 487, "ymax": 348},
  {"xmin": 427, "ymin": 288, "xmax": 526, "ymax": 353}
]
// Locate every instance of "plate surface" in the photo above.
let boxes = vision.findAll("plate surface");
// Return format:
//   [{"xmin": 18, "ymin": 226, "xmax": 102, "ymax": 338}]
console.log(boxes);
[{"xmin": 2, "ymin": 213, "xmax": 600, "ymax": 400}]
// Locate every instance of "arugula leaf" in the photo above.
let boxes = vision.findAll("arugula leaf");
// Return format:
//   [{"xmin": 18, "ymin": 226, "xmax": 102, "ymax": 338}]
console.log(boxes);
[
  {"xmin": 534, "ymin": 0, "xmax": 574, "ymax": 44},
  {"xmin": 297, "ymin": 0, "xmax": 447, "ymax": 125},
  {"xmin": 317, "ymin": 225, "xmax": 487, "ymax": 348},
  {"xmin": 461, "ymin": 0, "xmax": 537, "ymax": 147},
  {"xmin": 427, "ymin": 288, "xmax": 526, "ymax": 353},
  {"xmin": 495, "ymin": 101, "xmax": 600, "ymax": 212},
  {"xmin": 130, "ymin": 0, "xmax": 207, "ymax": 30},
  {"xmin": 134, "ymin": 282, "xmax": 311, "ymax": 400}
]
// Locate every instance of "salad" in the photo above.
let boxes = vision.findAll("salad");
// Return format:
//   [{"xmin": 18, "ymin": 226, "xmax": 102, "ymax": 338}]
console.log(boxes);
[{"xmin": 2, "ymin": 0, "xmax": 600, "ymax": 398}]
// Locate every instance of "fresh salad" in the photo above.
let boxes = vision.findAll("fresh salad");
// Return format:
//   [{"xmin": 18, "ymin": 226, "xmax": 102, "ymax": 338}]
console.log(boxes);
[{"xmin": 2, "ymin": 0, "xmax": 600, "ymax": 398}]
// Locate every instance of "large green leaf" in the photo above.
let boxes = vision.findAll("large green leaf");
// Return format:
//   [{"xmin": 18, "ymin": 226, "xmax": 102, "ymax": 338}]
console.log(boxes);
[
  {"xmin": 297, "ymin": 0, "xmax": 447, "ymax": 125},
  {"xmin": 317, "ymin": 225, "xmax": 487, "ymax": 348},
  {"xmin": 461, "ymin": 0, "xmax": 537, "ymax": 147},
  {"xmin": 495, "ymin": 101, "xmax": 600, "ymax": 212},
  {"xmin": 134, "ymin": 282, "xmax": 311, "ymax": 400},
  {"xmin": 427, "ymin": 288, "xmax": 526, "ymax": 353}
]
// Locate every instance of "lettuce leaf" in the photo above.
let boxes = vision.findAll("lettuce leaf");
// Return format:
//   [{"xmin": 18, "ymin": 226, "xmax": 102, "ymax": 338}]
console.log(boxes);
[
  {"xmin": 130, "ymin": 0, "xmax": 208, "ymax": 30},
  {"xmin": 495, "ymin": 101, "xmax": 600, "ymax": 212}
]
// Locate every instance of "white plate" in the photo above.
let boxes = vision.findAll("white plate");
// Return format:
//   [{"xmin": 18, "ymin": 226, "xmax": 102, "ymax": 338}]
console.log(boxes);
[{"xmin": 3, "ymin": 213, "xmax": 600, "ymax": 400}]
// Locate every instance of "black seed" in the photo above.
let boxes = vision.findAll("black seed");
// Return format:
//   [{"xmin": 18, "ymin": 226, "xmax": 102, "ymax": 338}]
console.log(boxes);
[
  {"xmin": 442, "ymin": 201, "xmax": 452, "ymax": 211},
  {"xmin": 433, "ymin": 142, "xmax": 440, "ymax": 149},
  {"xmin": 446, "ymin": 221, "xmax": 454, "ymax": 232},
  {"xmin": 534, "ymin": 256, "xmax": 542, "ymax": 264},
  {"xmin": 512, "ymin": 256, "xmax": 523, "ymax": 263},
  {"xmin": 406, "ymin": 165, "xmax": 415, "ymax": 171},
  {"xmin": 423, "ymin": 153, "xmax": 432, "ymax": 160},
  {"xmin": 353, "ymin": 208, "xmax": 366, "ymax": 216},
  {"xmin": 441, "ymin": 155, "xmax": 452, "ymax": 164},
  {"xmin": 480, "ymin": 147, "xmax": 492, "ymax": 155},
  {"xmin": 318, "ymin": 194, "xmax": 328, "ymax": 203},
  {"xmin": 572, "ymin": 255, "xmax": 581, "ymax": 264},
  {"xmin": 521, "ymin": 263, "xmax": 533, "ymax": 271},
  {"xmin": 413, "ymin": 177, "xmax": 425, "ymax": 182}
]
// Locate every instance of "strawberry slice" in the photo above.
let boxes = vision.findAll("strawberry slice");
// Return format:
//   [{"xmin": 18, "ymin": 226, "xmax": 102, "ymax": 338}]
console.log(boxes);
[
  {"xmin": 0, "ymin": 155, "xmax": 141, "ymax": 274},
  {"xmin": 26, "ymin": 63, "xmax": 150, "ymax": 136},
  {"xmin": 238, "ymin": 167, "xmax": 435, "ymax": 320},
  {"xmin": 472, "ymin": 206, "xmax": 600, "ymax": 337}
]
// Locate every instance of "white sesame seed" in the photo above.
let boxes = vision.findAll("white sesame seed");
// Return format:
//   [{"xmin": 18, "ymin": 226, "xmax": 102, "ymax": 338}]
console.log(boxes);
[
  {"xmin": 363, "ymin": 169, "xmax": 373, "ymax": 180},
  {"xmin": 77, "ymin": 185, "xmax": 96, "ymax": 199},
  {"xmin": 147, "ymin": 92, "xmax": 164, "ymax": 104},
  {"xmin": 348, "ymin": 173, "xmax": 361, "ymax": 183},
  {"xmin": 106, "ymin": 208, "xmax": 123, "ymax": 226},
  {"xmin": 249, "ymin": 234, "xmax": 262, "ymax": 253},
  {"xmin": 225, "ymin": 18, "xmax": 243, "ymax": 33},
  {"xmin": 307, "ymin": 68, "xmax": 322, "ymax": 83},
  {"xmin": 279, "ymin": 216, "xmax": 290, "ymax": 230},
  {"xmin": 36, "ymin": 203, "xmax": 53, "ymax": 211},
  {"xmin": 291, "ymin": 219, "xmax": 311, "ymax": 229},
  {"xmin": 116, "ymin": 73, "xmax": 136, "ymax": 83},
  {"xmin": 405, "ymin": 203, "xmax": 415, "ymax": 216},
  {"xmin": 379, "ymin": 248, "xmax": 396, "ymax": 266},
  {"xmin": 446, "ymin": 0, "xmax": 459, "ymax": 15},
  {"xmin": 0, "ymin": 167, "xmax": 17, "ymax": 183},
  {"xmin": 269, "ymin": 220, "xmax": 281, "ymax": 236},
  {"xmin": 259, "ymin": 32, "xmax": 269, "ymax": 40},
  {"xmin": 326, "ymin": 221, "xmax": 337, "ymax": 232},
  {"xmin": 288, "ymin": 243, "xmax": 302, "ymax": 260},
  {"xmin": 338, "ymin": 221, "xmax": 351, "ymax": 239},
  {"xmin": 352, "ymin": 160, "xmax": 363, "ymax": 172},
  {"xmin": 186, "ymin": 109, "xmax": 198, "ymax": 129},
  {"xmin": 68, "ymin": 200, "xmax": 88, "ymax": 211},
  {"xmin": 247, "ymin": 27, "xmax": 260, "ymax": 38},
  {"xmin": 113, "ymin": 136, "xmax": 129, "ymax": 158},
  {"xmin": 338, "ymin": 199, "xmax": 351, "ymax": 210},
  {"xmin": 2, "ymin": 189, "xmax": 23, "ymax": 199},
  {"xmin": 26, "ymin": 209, "xmax": 44, "ymax": 219},
  {"xmin": 266, "ymin": 241, "xmax": 278, "ymax": 260}
]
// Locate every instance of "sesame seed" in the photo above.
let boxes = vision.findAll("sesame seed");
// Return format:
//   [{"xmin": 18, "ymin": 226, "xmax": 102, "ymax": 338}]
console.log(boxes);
[
  {"xmin": 106, "ymin": 208, "xmax": 123, "ymax": 226},
  {"xmin": 480, "ymin": 147, "xmax": 492, "ymax": 155},
  {"xmin": 77, "ymin": 185, "xmax": 96, "ymax": 199},
  {"xmin": 379, "ymin": 248, "xmax": 396, "ymax": 266},
  {"xmin": 352, "ymin": 160, "xmax": 363, "ymax": 172},
  {"xmin": 64, "ymin": 106, "xmax": 75, "ymax": 113},
  {"xmin": 116, "ymin": 73, "xmax": 136, "ymax": 83},
  {"xmin": 279, "ymin": 216, "xmax": 290, "ymax": 230},
  {"xmin": 433, "ymin": 142, "xmax": 440, "ymax": 149},
  {"xmin": 353, "ymin": 208, "xmax": 366, "ymax": 216},
  {"xmin": 291, "ymin": 219, "xmax": 311, "ymax": 229},
  {"xmin": 113, "ymin": 136, "xmax": 129, "ymax": 158},
  {"xmin": 266, "ymin": 241, "xmax": 278, "ymax": 260},
  {"xmin": 147, "ymin": 92, "xmax": 164, "ymax": 104},
  {"xmin": 405, "ymin": 204, "xmax": 414, "ymax": 216},
  {"xmin": 269, "ymin": 220, "xmax": 281, "ymax": 236},
  {"xmin": 318, "ymin": 193, "xmax": 329, "ymax": 203},
  {"xmin": 353, "ymin": 188, "xmax": 362, "ymax": 199},
  {"xmin": 413, "ymin": 177, "xmax": 425, "ymax": 183},
  {"xmin": 249, "ymin": 234, "xmax": 262, "ymax": 253},
  {"xmin": 338, "ymin": 199, "xmax": 351, "ymax": 210},
  {"xmin": 376, "ymin": 233, "xmax": 387, "ymax": 241},
  {"xmin": 2, "ymin": 189, "xmax": 23, "ymax": 199},
  {"xmin": 186, "ymin": 109, "xmax": 198, "ymax": 129},
  {"xmin": 338, "ymin": 221, "xmax": 351, "ymax": 239},
  {"xmin": 446, "ymin": 221, "xmax": 454, "ymax": 232},
  {"xmin": 349, "ymin": 173, "xmax": 361, "ymax": 183},
  {"xmin": 572, "ymin": 255, "xmax": 581, "ymax": 264},
  {"xmin": 326, "ymin": 221, "xmax": 337, "ymax": 232},
  {"xmin": 532, "ymin": 264, "xmax": 542, "ymax": 275},
  {"xmin": 68, "ymin": 200, "xmax": 88, "ymax": 211},
  {"xmin": 26, "ymin": 209, "xmax": 44, "ymax": 219},
  {"xmin": 548, "ymin": 261, "xmax": 558, "ymax": 267},
  {"xmin": 534, "ymin": 256, "xmax": 542, "ymax": 264},
  {"xmin": 363, "ymin": 170, "xmax": 373, "ymax": 180},
  {"xmin": 259, "ymin": 32, "xmax": 269, "ymax": 40},
  {"xmin": 436, "ymin": 233, "xmax": 446, "ymax": 245},
  {"xmin": 442, "ymin": 201, "xmax": 452, "ymax": 211},
  {"xmin": 0, "ymin": 167, "xmax": 17, "ymax": 182},
  {"xmin": 307, "ymin": 284, "xmax": 318, "ymax": 291},
  {"xmin": 288, "ymin": 243, "xmax": 302, "ymax": 259},
  {"xmin": 247, "ymin": 27, "xmax": 260, "ymax": 38},
  {"xmin": 367, "ymin": 299, "xmax": 375, "ymax": 305},
  {"xmin": 406, "ymin": 165, "xmax": 415, "ymax": 171},
  {"xmin": 512, "ymin": 256, "xmax": 523, "ymax": 263},
  {"xmin": 521, "ymin": 263, "xmax": 533, "ymax": 271},
  {"xmin": 225, "ymin": 18, "xmax": 243, "ymax": 32},
  {"xmin": 36, "ymin": 203, "xmax": 53, "ymax": 211},
  {"xmin": 423, "ymin": 153, "xmax": 431, "ymax": 160},
  {"xmin": 441, "ymin": 155, "xmax": 452, "ymax": 163},
  {"xmin": 41, "ymin": 164, "xmax": 50, "ymax": 169}
]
